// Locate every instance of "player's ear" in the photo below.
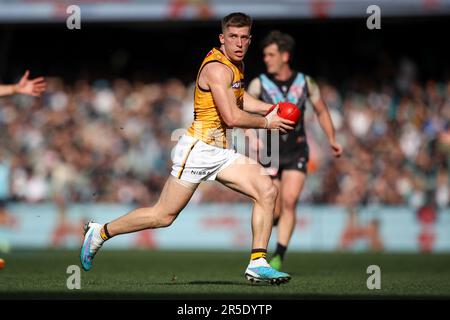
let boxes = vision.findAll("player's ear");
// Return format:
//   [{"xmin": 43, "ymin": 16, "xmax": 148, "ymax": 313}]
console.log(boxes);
[
  {"xmin": 248, "ymin": 34, "xmax": 252, "ymax": 45},
  {"xmin": 282, "ymin": 51, "xmax": 290, "ymax": 63},
  {"xmin": 219, "ymin": 33, "xmax": 225, "ymax": 45}
]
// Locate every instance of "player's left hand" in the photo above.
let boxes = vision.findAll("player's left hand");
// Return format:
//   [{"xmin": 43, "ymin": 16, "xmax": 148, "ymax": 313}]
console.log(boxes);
[
  {"xmin": 330, "ymin": 140, "xmax": 343, "ymax": 158},
  {"xmin": 16, "ymin": 70, "xmax": 47, "ymax": 97}
]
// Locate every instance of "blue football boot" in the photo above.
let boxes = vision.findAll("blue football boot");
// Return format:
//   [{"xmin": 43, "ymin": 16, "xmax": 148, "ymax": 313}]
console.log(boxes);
[
  {"xmin": 244, "ymin": 265, "xmax": 291, "ymax": 285},
  {"xmin": 80, "ymin": 221, "xmax": 104, "ymax": 271}
]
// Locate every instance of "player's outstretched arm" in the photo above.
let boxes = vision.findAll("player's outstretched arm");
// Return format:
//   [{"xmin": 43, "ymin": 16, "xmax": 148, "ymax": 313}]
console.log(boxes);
[
  {"xmin": 0, "ymin": 70, "xmax": 47, "ymax": 97},
  {"xmin": 308, "ymin": 76, "xmax": 343, "ymax": 158},
  {"xmin": 0, "ymin": 85, "xmax": 16, "ymax": 97}
]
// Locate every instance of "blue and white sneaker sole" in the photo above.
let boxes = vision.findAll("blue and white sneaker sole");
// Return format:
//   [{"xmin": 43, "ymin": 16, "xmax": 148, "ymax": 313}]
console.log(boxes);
[{"xmin": 244, "ymin": 269, "xmax": 291, "ymax": 285}]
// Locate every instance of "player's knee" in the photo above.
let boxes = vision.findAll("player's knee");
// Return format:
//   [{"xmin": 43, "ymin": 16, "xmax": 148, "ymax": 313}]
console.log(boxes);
[
  {"xmin": 269, "ymin": 183, "xmax": 278, "ymax": 201},
  {"xmin": 281, "ymin": 196, "xmax": 297, "ymax": 212},
  {"xmin": 258, "ymin": 181, "xmax": 277, "ymax": 205}
]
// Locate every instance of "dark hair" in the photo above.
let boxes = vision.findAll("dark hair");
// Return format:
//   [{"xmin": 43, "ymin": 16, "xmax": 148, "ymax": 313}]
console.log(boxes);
[
  {"xmin": 221, "ymin": 12, "xmax": 252, "ymax": 32},
  {"xmin": 261, "ymin": 30, "xmax": 295, "ymax": 59}
]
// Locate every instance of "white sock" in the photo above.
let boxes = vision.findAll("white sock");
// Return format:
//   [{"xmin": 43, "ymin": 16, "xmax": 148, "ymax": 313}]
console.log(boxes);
[
  {"xmin": 94, "ymin": 227, "xmax": 105, "ymax": 244},
  {"xmin": 89, "ymin": 223, "xmax": 105, "ymax": 251},
  {"xmin": 248, "ymin": 257, "xmax": 270, "ymax": 268}
]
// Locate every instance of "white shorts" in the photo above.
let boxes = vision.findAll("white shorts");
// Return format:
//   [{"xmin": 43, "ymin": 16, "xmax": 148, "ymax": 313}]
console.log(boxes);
[{"xmin": 170, "ymin": 134, "xmax": 242, "ymax": 184}]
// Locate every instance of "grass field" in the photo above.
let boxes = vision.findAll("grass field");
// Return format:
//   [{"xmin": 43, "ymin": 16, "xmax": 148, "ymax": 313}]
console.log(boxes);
[{"xmin": 1, "ymin": 250, "xmax": 450, "ymax": 299}]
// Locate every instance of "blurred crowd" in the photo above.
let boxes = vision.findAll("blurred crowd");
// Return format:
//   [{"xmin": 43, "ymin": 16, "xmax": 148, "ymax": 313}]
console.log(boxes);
[
  {"xmin": 0, "ymin": 62, "xmax": 449, "ymax": 209},
  {"xmin": 313, "ymin": 73, "xmax": 450, "ymax": 210},
  {"xmin": 0, "ymin": 78, "xmax": 192, "ymax": 206}
]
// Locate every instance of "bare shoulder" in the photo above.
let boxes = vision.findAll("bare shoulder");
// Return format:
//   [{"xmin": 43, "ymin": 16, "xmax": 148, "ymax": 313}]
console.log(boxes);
[
  {"xmin": 247, "ymin": 77, "xmax": 261, "ymax": 97},
  {"xmin": 305, "ymin": 75, "xmax": 318, "ymax": 88},
  {"xmin": 305, "ymin": 75, "xmax": 321, "ymax": 103},
  {"xmin": 203, "ymin": 62, "xmax": 233, "ymax": 81},
  {"xmin": 198, "ymin": 62, "xmax": 233, "ymax": 89}
]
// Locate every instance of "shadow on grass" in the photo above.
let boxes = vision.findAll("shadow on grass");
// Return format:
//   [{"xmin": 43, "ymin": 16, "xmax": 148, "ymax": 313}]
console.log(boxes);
[
  {"xmin": 2, "ymin": 291, "xmax": 450, "ymax": 300},
  {"xmin": 163, "ymin": 280, "xmax": 250, "ymax": 286}
]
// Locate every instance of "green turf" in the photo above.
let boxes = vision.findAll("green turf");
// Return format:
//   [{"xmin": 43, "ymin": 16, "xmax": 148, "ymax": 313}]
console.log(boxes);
[{"xmin": 1, "ymin": 250, "xmax": 450, "ymax": 299}]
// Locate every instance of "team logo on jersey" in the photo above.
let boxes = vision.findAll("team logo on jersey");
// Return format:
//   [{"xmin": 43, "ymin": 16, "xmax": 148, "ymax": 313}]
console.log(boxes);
[
  {"xmin": 297, "ymin": 157, "xmax": 307, "ymax": 170},
  {"xmin": 289, "ymin": 83, "xmax": 306, "ymax": 102},
  {"xmin": 232, "ymin": 80, "xmax": 244, "ymax": 89}
]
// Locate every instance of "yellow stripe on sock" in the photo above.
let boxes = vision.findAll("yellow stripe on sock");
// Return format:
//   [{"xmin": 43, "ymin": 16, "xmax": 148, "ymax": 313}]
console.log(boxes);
[
  {"xmin": 251, "ymin": 252, "xmax": 267, "ymax": 260},
  {"xmin": 100, "ymin": 227, "xmax": 109, "ymax": 241}
]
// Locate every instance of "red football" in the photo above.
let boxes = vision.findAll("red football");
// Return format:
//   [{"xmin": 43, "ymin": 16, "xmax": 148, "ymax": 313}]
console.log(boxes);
[{"xmin": 277, "ymin": 102, "xmax": 301, "ymax": 124}]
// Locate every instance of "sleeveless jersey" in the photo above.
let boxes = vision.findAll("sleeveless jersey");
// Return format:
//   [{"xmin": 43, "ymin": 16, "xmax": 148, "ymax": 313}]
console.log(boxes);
[
  {"xmin": 259, "ymin": 72, "xmax": 309, "ymax": 154},
  {"xmin": 187, "ymin": 48, "xmax": 245, "ymax": 148}
]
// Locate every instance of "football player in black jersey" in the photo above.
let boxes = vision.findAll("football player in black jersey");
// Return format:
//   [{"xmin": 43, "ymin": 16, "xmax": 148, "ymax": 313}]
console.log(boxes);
[{"xmin": 247, "ymin": 31, "xmax": 343, "ymax": 271}]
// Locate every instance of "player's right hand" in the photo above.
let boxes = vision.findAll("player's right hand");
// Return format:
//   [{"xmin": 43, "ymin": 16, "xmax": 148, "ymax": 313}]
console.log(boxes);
[
  {"xmin": 265, "ymin": 104, "xmax": 295, "ymax": 134},
  {"xmin": 329, "ymin": 140, "xmax": 343, "ymax": 158}
]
